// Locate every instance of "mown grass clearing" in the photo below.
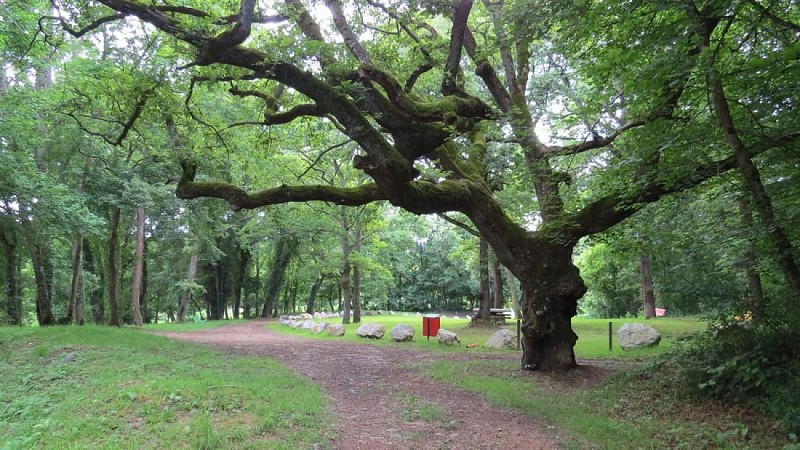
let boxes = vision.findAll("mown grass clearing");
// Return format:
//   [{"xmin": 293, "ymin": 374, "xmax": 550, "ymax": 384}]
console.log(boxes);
[
  {"xmin": 0, "ymin": 325, "xmax": 332, "ymax": 450},
  {"xmin": 269, "ymin": 313, "xmax": 706, "ymax": 359}
]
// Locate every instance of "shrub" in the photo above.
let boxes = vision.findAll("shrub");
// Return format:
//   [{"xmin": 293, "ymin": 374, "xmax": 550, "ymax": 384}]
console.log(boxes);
[{"xmin": 663, "ymin": 321, "xmax": 800, "ymax": 435}]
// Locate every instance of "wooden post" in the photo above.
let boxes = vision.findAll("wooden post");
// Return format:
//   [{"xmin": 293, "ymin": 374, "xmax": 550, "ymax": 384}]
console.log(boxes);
[{"xmin": 608, "ymin": 321, "xmax": 613, "ymax": 352}]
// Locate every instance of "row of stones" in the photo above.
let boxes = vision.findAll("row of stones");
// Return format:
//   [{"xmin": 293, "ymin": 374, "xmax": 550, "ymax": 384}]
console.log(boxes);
[{"xmin": 278, "ymin": 316, "xmax": 519, "ymax": 349}]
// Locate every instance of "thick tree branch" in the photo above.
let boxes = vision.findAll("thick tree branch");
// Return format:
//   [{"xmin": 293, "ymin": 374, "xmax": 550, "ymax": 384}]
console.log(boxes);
[
  {"xmin": 176, "ymin": 161, "xmax": 388, "ymax": 210},
  {"xmin": 359, "ymin": 65, "xmax": 491, "ymax": 122},
  {"xmin": 327, "ymin": 0, "xmax": 373, "ymax": 65},
  {"xmin": 568, "ymin": 155, "xmax": 739, "ymax": 240},
  {"xmin": 226, "ymin": 103, "xmax": 327, "ymax": 128},
  {"xmin": 195, "ymin": 0, "xmax": 256, "ymax": 64},
  {"xmin": 464, "ymin": 28, "xmax": 511, "ymax": 113},
  {"xmin": 442, "ymin": 0, "xmax": 473, "ymax": 95}
]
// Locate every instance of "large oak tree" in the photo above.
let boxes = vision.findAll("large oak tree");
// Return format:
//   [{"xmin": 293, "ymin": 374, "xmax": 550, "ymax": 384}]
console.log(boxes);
[{"xmin": 51, "ymin": 0, "xmax": 797, "ymax": 370}]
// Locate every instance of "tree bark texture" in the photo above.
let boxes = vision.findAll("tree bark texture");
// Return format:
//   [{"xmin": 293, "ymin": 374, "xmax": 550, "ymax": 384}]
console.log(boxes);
[
  {"xmin": 1, "ymin": 228, "xmax": 22, "ymax": 325},
  {"xmin": 306, "ymin": 276, "xmax": 324, "ymax": 314},
  {"xmin": 492, "ymin": 256, "xmax": 504, "ymax": 309},
  {"xmin": 505, "ymin": 267, "xmax": 520, "ymax": 318},
  {"xmin": 68, "ymin": 237, "xmax": 84, "ymax": 324},
  {"xmin": 178, "ymin": 253, "xmax": 199, "ymax": 322},
  {"xmin": 108, "ymin": 207, "xmax": 122, "ymax": 326},
  {"xmin": 640, "ymin": 253, "xmax": 656, "ymax": 319},
  {"xmin": 130, "ymin": 207, "xmax": 146, "ymax": 326},
  {"xmin": 260, "ymin": 234, "xmax": 298, "ymax": 317},
  {"xmin": 518, "ymin": 242, "xmax": 586, "ymax": 371},
  {"xmin": 83, "ymin": 240, "xmax": 105, "ymax": 324},
  {"xmin": 738, "ymin": 196, "xmax": 766, "ymax": 323},
  {"xmin": 474, "ymin": 238, "xmax": 491, "ymax": 322}
]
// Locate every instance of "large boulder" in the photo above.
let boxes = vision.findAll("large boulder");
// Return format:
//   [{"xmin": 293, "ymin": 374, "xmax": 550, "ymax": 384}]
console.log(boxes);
[
  {"xmin": 326, "ymin": 324, "xmax": 346, "ymax": 336},
  {"xmin": 390, "ymin": 324, "xmax": 415, "ymax": 342},
  {"xmin": 300, "ymin": 320, "xmax": 317, "ymax": 331},
  {"xmin": 356, "ymin": 323, "xmax": 385, "ymax": 339},
  {"xmin": 618, "ymin": 323, "xmax": 662, "ymax": 350},
  {"xmin": 485, "ymin": 329, "xmax": 516, "ymax": 349},
  {"xmin": 311, "ymin": 321, "xmax": 329, "ymax": 334},
  {"xmin": 437, "ymin": 329, "xmax": 461, "ymax": 346}
]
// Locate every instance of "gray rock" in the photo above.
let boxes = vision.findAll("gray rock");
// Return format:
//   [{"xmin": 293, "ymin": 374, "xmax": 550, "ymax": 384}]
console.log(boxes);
[
  {"xmin": 390, "ymin": 324, "xmax": 415, "ymax": 342},
  {"xmin": 618, "ymin": 323, "xmax": 662, "ymax": 350},
  {"xmin": 327, "ymin": 324, "xmax": 346, "ymax": 336},
  {"xmin": 62, "ymin": 352, "xmax": 78, "ymax": 363},
  {"xmin": 356, "ymin": 323, "xmax": 386, "ymax": 339},
  {"xmin": 437, "ymin": 328, "xmax": 461, "ymax": 346},
  {"xmin": 312, "ymin": 321, "xmax": 329, "ymax": 334},
  {"xmin": 301, "ymin": 320, "xmax": 317, "ymax": 330},
  {"xmin": 485, "ymin": 329, "xmax": 516, "ymax": 349},
  {"xmin": 299, "ymin": 313, "xmax": 313, "ymax": 320}
]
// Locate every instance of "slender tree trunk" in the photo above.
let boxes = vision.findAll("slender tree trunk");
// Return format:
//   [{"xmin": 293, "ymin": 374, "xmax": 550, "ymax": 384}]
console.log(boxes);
[
  {"xmin": 210, "ymin": 263, "xmax": 224, "ymax": 320},
  {"xmin": 693, "ymin": 14, "xmax": 800, "ymax": 299},
  {"xmin": 130, "ymin": 207, "xmax": 145, "ymax": 326},
  {"xmin": 30, "ymin": 245, "xmax": 55, "ymax": 326},
  {"xmin": 504, "ymin": 267, "xmax": 520, "ymax": 318},
  {"xmin": 108, "ymin": 208, "xmax": 122, "ymax": 326},
  {"xmin": 738, "ymin": 195, "xmax": 765, "ymax": 323},
  {"xmin": 352, "ymin": 220, "xmax": 363, "ymax": 323},
  {"xmin": 178, "ymin": 253, "xmax": 199, "ymax": 322},
  {"xmin": 353, "ymin": 264, "xmax": 362, "ymax": 322},
  {"xmin": 261, "ymin": 234, "xmax": 298, "ymax": 317},
  {"xmin": 84, "ymin": 240, "xmax": 105, "ymax": 324},
  {"xmin": 306, "ymin": 276, "xmax": 324, "ymax": 314},
  {"xmin": 141, "ymin": 238, "xmax": 149, "ymax": 323},
  {"xmin": 1, "ymin": 229, "xmax": 22, "ymax": 325},
  {"xmin": 341, "ymin": 260, "xmax": 352, "ymax": 324},
  {"xmin": 67, "ymin": 237, "xmax": 84, "ymax": 324},
  {"xmin": 640, "ymin": 253, "xmax": 656, "ymax": 319},
  {"xmin": 232, "ymin": 249, "xmax": 249, "ymax": 320},
  {"xmin": 492, "ymin": 256, "xmax": 503, "ymax": 309},
  {"xmin": 473, "ymin": 238, "xmax": 491, "ymax": 323}
]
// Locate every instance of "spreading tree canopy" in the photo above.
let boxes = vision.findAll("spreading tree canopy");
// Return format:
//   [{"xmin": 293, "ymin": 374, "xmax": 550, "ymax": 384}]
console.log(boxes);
[{"xmin": 47, "ymin": 0, "xmax": 799, "ymax": 370}]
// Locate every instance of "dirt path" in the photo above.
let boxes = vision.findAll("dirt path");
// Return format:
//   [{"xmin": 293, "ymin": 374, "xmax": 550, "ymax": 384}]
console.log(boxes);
[{"xmin": 158, "ymin": 319, "xmax": 563, "ymax": 449}]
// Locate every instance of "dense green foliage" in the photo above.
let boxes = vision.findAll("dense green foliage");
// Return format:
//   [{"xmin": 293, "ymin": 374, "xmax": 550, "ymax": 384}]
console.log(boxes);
[{"xmin": 657, "ymin": 318, "xmax": 800, "ymax": 436}]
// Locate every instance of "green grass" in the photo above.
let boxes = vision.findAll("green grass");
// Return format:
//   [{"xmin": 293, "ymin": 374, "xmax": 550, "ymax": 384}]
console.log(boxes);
[
  {"xmin": 573, "ymin": 316, "xmax": 704, "ymax": 358},
  {"xmin": 0, "ymin": 325, "xmax": 332, "ymax": 449},
  {"xmin": 425, "ymin": 359, "xmax": 788, "ymax": 449},
  {"xmin": 143, "ymin": 319, "xmax": 245, "ymax": 332},
  {"xmin": 271, "ymin": 313, "xmax": 707, "ymax": 359}
]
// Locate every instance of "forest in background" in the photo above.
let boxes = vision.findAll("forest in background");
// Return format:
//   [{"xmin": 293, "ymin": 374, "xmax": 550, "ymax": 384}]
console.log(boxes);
[{"xmin": 0, "ymin": 0, "xmax": 797, "ymax": 383}]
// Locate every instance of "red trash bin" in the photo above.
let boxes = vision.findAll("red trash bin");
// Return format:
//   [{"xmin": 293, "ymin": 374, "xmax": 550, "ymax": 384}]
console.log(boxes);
[{"xmin": 422, "ymin": 314, "xmax": 440, "ymax": 340}]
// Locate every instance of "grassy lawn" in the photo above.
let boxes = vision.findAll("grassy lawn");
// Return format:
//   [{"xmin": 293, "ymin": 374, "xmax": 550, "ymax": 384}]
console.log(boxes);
[
  {"xmin": 270, "ymin": 313, "xmax": 706, "ymax": 359},
  {"xmin": 0, "ymin": 325, "xmax": 332, "ymax": 450}
]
